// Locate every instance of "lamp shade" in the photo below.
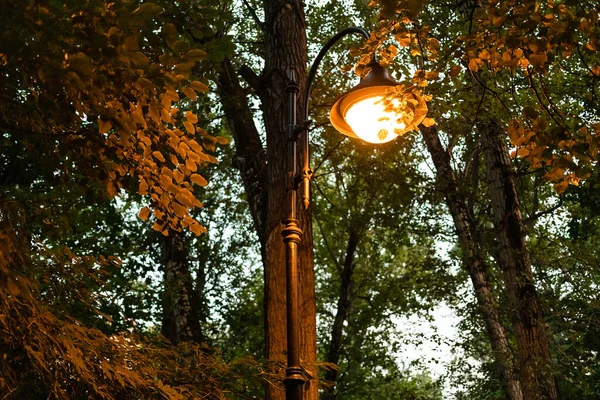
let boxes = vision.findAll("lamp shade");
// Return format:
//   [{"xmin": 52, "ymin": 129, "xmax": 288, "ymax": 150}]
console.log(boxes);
[{"xmin": 330, "ymin": 61, "xmax": 427, "ymax": 144}]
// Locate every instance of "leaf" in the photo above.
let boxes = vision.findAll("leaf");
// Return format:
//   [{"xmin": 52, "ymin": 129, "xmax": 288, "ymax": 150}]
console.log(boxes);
[
  {"xmin": 138, "ymin": 207, "xmax": 151, "ymax": 221},
  {"xmin": 190, "ymin": 221, "xmax": 207, "ymax": 236},
  {"xmin": 152, "ymin": 151, "xmax": 166, "ymax": 163},
  {"xmin": 186, "ymin": 159, "xmax": 197, "ymax": 172},
  {"xmin": 123, "ymin": 36, "xmax": 139, "ymax": 52},
  {"xmin": 171, "ymin": 40, "xmax": 190, "ymax": 54},
  {"xmin": 185, "ymin": 111, "xmax": 198, "ymax": 124},
  {"xmin": 106, "ymin": 182, "xmax": 117, "ymax": 198},
  {"xmin": 183, "ymin": 121, "xmax": 195, "ymax": 134},
  {"xmin": 138, "ymin": 179, "xmax": 149, "ymax": 195},
  {"xmin": 190, "ymin": 80, "xmax": 209, "ymax": 93},
  {"xmin": 523, "ymin": 106, "xmax": 539, "ymax": 119},
  {"xmin": 425, "ymin": 71, "xmax": 439, "ymax": 80},
  {"xmin": 553, "ymin": 180, "xmax": 569, "ymax": 193},
  {"xmin": 134, "ymin": 3, "xmax": 162, "ymax": 18},
  {"xmin": 182, "ymin": 86, "xmax": 197, "ymax": 100},
  {"xmin": 98, "ymin": 119, "xmax": 112, "ymax": 134},
  {"xmin": 184, "ymin": 49, "xmax": 207, "ymax": 61},
  {"xmin": 190, "ymin": 173, "xmax": 208, "ymax": 186},
  {"xmin": 421, "ymin": 118, "xmax": 436, "ymax": 127},
  {"xmin": 129, "ymin": 52, "xmax": 150, "ymax": 68},
  {"xmin": 172, "ymin": 201, "xmax": 187, "ymax": 217},
  {"xmin": 468, "ymin": 58, "xmax": 482, "ymax": 72},
  {"xmin": 449, "ymin": 65, "xmax": 462, "ymax": 78}
]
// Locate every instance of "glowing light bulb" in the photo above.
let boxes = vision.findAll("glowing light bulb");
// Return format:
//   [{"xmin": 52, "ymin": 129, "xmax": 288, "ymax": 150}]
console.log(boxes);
[{"xmin": 344, "ymin": 96, "xmax": 406, "ymax": 144}]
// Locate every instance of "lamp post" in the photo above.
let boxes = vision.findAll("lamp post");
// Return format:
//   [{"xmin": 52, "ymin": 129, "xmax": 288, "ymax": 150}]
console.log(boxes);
[{"xmin": 282, "ymin": 27, "xmax": 427, "ymax": 400}]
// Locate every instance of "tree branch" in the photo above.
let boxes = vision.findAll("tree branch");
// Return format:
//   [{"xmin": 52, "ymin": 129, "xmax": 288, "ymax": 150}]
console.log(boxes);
[
  {"xmin": 239, "ymin": 64, "xmax": 264, "ymax": 97},
  {"xmin": 241, "ymin": 0, "xmax": 266, "ymax": 31}
]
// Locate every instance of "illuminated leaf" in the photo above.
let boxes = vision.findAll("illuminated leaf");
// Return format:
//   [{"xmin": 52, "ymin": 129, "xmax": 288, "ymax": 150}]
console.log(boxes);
[
  {"xmin": 138, "ymin": 207, "xmax": 151, "ymax": 221},
  {"xmin": 190, "ymin": 173, "xmax": 208, "ymax": 186},
  {"xmin": 185, "ymin": 111, "xmax": 198, "ymax": 124},
  {"xmin": 182, "ymin": 87, "xmax": 196, "ymax": 100},
  {"xmin": 190, "ymin": 80, "xmax": 209, "ymax": 92},
  {"xmin": 152, "ymin": 151, "xmax": 166, "ymax": 163},
  {"xmin": 421, "ymin": 118, "xmax": 435, "ymax": 127}
]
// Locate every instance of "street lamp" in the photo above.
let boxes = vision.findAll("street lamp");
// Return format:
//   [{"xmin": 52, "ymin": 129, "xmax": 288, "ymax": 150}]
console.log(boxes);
[{"xmin": 282, "ymin": 27, "xmax": 427, "ymax": 400}]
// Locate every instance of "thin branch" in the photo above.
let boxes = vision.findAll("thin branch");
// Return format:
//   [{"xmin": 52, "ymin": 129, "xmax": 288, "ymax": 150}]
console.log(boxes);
[
  {"xmin": 524, "ymin": 198, "xmax": 563, "ymax": 224},
  {"xmin": 525, "ymin": 66, "xmax": 563, "ymax": 128},
  {"xmin": 312, "ymin": 138, "xmax": 345, "ymax": 175},
  {"xmin": 239, "ymin": 64, "xmax": 263, "ymax": 96},
  {"xmin": 241, "ymin": 0, "xmax": 265, "ymax": 31},
  {"xmin": 313, "ymin": 211, "xmax": 342, "ymax": 273}
]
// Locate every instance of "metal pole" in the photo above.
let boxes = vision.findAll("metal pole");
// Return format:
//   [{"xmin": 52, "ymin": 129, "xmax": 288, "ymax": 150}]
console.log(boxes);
[
  {"xmin": 283, "ymin": 67, "xmax": 305, "ymax": 400},
  {"xmin": 281, "ymin": 28, "xmax": 370, "ymax": 400}
]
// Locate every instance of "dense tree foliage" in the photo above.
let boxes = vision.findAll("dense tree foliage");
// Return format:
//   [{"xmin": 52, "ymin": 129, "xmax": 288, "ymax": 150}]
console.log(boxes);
[{"xmin": 1, "ymin": 0, "xmax": 599, "ymax": 399}]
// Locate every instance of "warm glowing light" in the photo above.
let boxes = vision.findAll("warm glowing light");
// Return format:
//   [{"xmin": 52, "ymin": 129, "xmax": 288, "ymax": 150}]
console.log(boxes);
[{"xmin": 344, "ymin": 96, "xmax": 406, "ymax": 144}]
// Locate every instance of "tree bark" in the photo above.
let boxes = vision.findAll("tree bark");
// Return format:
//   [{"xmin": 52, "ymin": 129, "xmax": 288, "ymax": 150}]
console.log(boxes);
[
  {"xmin": 480, "ymin": 122, "xmax": 557, "ymax": 400},
  {"xmin": 262, "ymin": 1, "xmax": 317, "ymax": 398},
  {"xmin": 322, "ymin": 229, "xmax": 359, "ymax": 400},
  {"xmin": 216, "ymin": 1, "xmax": 317, "ymax": 398},
  {"xmin": 161, "ymin": 230, "xmax": 204, "ymax": 344},
  {"xmin": 421, "ymin": 126, "xmax": 523, "ymax": 400},
  {"xmin": 216, "ymin": 58, "xmax": 268, "ymax": 261}
]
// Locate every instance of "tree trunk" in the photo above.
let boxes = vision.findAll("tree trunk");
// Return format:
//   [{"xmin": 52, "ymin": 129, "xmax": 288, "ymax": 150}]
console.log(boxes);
[
  {"xmin": 322, "ymin": 229, "xmax": 359, "ymax": 400},
  {"xmin": 161, "ymin": 230, "xmax": 204, "ymax": 344},
  {"xmin": 216, "ymin": 1, "xmax": 317, "ymax": 398},
  {"xmin": 421, "ymin": 126, "xmax": 523, "ymax": 400},
  {"xmin": 216, "ymin": 58, "xmax": 268, "ymax": 261},
  {"xmin": 480, "ymin": 123, "xmax": 557, "ymax": 400},
  {"xmin": 262, "ymin": 1, "xmax": 317, "ymax": 398}
]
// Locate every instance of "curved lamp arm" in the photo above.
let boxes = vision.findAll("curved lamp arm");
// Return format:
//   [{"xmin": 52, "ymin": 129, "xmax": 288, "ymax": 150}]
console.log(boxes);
[
  {"xmin": 299, "ymin": 27, "xmax": 370, "ymax": 209},
  {"xmin": 303, "ymin": 27, "xmax": 369, "ymax": 123}
]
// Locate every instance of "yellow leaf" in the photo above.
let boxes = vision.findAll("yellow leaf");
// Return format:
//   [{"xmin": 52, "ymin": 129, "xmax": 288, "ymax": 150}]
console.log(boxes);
[
  {"xmin": 425, "ymin": 71, "xmax": 439, "ymax": 80},
  {"xmin": 421, "ymin": 118, "xmax": 436, "ymax": 127},
  {"xmin": 189, "ymin": 221, "xmax": 207, "ymax": 236},
  {"xmin": 190, "ymin": 173, "xmax": 208, "ymax": 186},
  {"xmin": 182, "ymin": 86, "xmax": 196, "ymax": 100},
  {"xmin": 176, "ymin": 190, "xmax": 194, "ymax": 208},
  {"xmin": 190, "ymin": 80, "xmax": 209, "ymax": 92},
  {"xmin": 553, "ymin": 180, "xmax": 569, "ymax": 193},
  {"xmin": 98, "ymin": 119, "xmax": 112, "ymax": 134},
  {"xmin": 173, "ymin": 170, "xmax": 184, "ymax": 183},
  {"xmin": 165, "ymin": 90, "xmax": 179, "ymax": 102},
  {"xmin": 468, "ymin": 57, "xmax": 482, "ymax": 72},
  {"xmin": 185, "ymin": 111, "xmax": 198, "ymax": 124},
  {"xmin": 183, "ymin": 121, "xmax": 195, "ymax": 134},
  {"xmin": 138, "ymin": 207, "xmax": 151, "ymax": 221},
  {"xmin": 107, "ymin": 182, "xmax": 117, "ymax": 198},
  {"xmin": 171, "ymin": 40, "xmax": 190, "ymax": 53},
  {"xmin": 492, "ymin": 16, "xmax": 504, "ymax": 26},
  {"xmin": 138, "ymin": 179, "xmax": 149, "ymax": 195},
  {"xmin": 184, "ymin": 49, "xmax": 208, "ymax": 61},
  {"xmin": 186, "ymin": 159, "xmax": 197, "ymax": 172},
  {"xmin": 152, "ymin": 151, "xmax": 166, "ymax": 163},
  {"xmin": 172, "ymin": 201, "xmax": 187, "ymax": 217},
  {"xmin": 154, "ymin": 209, "xmax": 165, "ymax": 220}
]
